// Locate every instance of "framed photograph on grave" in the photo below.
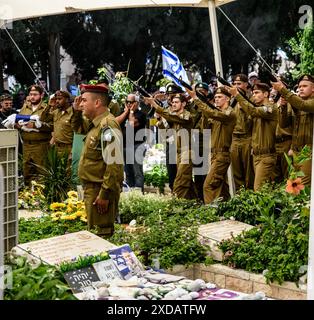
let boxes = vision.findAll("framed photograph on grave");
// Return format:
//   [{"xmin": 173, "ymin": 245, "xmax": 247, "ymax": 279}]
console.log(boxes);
[{"xmin": 108, "ymin": 244, "xmax": 144, "ymax": 280}]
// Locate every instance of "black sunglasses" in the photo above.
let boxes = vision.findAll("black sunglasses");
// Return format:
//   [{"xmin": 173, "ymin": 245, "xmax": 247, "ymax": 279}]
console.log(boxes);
[{"xmin": 126, "ymin": 100, "xmax": 136, "ymax": 104}]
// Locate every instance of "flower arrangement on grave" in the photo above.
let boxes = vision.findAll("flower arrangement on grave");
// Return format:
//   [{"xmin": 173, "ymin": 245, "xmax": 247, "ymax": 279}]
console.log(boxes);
[
  {"xmin": 49, "ymin": 191, "xmax": 87, "ymax": 223},
  {"xmin": 18, "ymin": 180, "xmax": 47, "ymax": 210}
]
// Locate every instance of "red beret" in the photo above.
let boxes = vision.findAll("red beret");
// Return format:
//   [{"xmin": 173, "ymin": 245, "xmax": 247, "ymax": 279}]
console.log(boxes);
[{"xmin": 80, "ymin": 84, "xmax": 109, "ymax": 94}]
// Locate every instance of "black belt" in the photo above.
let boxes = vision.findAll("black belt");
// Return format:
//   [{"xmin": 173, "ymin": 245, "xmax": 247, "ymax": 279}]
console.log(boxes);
[
  {"xmin": 23, "ymin": 140, "xmax": 48, "ymax": 145},
  {"xmin": 253, "ymin": 147, "xmax": 276, "ymax": 155},
  {"xmin": 56, "ymin": 142, "xmax": 72, "ymax": 147},
  {"xmin": 233, "ymin": 133, "xmax": 251, "ymax": 139},
  {"xmin": 211, "ymin": 147, "xmax": 230, "ymax": 153},
  {"xmin": 275, "ymin": 136, "xmax": 292, "ymax": 143},
  {"xmin": 82, "ymin": 182, "xmax": 102, "ymax": 189}
]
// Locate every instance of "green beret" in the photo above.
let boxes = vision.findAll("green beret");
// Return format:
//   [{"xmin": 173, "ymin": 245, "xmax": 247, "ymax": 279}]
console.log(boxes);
[{"xmin": 195, "ymin": 82, "xmax": 209, "ymax": 91}]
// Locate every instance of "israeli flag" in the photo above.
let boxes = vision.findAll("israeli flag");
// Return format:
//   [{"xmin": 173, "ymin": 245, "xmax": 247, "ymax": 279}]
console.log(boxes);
[{"xmin": 161, "ymin": 46, "xmax": 190, "ymax": 88}]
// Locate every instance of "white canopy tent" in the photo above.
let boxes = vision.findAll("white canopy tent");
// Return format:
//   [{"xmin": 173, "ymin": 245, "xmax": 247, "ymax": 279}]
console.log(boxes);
[
  {"xmin": 0, "ymin": 0, "xmax": 234, "ymax": 21},
  {"xmin": 1, "ymin": 0, "xmax": 313, "ymax": 300},
  {"xmin": 0, "ymin": 0, "xmax": 233, "ymax": 76}
]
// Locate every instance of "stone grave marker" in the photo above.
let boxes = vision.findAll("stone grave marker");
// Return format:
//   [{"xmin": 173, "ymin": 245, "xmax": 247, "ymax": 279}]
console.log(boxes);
[
  {"xmin": 198, "ymin": 220, "xmax": 254, "ymax": 261},
  {"xmin": 16, "ymin": 230, "xmax": 117, "ymax": 265}
]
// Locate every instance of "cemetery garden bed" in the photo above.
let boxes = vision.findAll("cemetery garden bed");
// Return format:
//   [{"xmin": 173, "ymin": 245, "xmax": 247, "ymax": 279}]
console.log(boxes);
[{"xmin": 12, "ymin": 181, "xmax": 310, "ymax": 299}]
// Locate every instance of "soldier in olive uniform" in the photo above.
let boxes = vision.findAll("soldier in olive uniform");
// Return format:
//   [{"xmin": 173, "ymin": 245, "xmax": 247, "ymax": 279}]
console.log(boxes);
[
  {"xmin": 186, "ymin": 86, "xmax": 236, "ymax": 204},
  {"xmin": 41, "ymin": 90, "xmax": 75, "ymax": 156},
  {"xmin": 72, "ymin": 84, "xmax": 124, "ymax": 237},
  {"xmin": 17, "ymin": 85, "xmax": 53, "ymax": 186},
  {"xmin": 273, "ymin": 95, "xmax": 292, "ymax": 182},
  {"xmin": 147, "ymin": 93, "xmax": 197, "ymax": 199},
  {"xmin": 192, "ymin": 82, "xmax": 212, "ymax": 202},
  {"xmin": 230, "ymin": 74, "xmax": 254, "ymax": 191},
  {"xmin": 272, "ymin": 75, "xmax": 314, "ymax": 185},
  {"xmin": 228, "ymin": 83, "xmax": 278, "ymax": 191}
]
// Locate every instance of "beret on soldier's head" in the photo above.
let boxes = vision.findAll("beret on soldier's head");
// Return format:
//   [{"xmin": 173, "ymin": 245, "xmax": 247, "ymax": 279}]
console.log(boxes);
[
  {"xmin": 165, "ymin": 83, "xmax": 184, "ymax": 94},
  {"xmin": 195, "ymin": 82, "xmax": 209, "ymax": 91},
  {"xmin": 252, "ymin": 83, "xmax": 270, "ymax": 93},
  {"xmin": 234, "ymin": 74, "xmax": 248, "ymax": 83},
  {"xmin": 298, "ymin": 74, "xmax": 314, "ymax": 84},
  {"xmin": 80, "ymin": 84, "xmax": 109, "ymax": 94},
  {"xmin": 28, "ymin": 84, "xmax": 43, "ymax": 94},
  {"xmin": 215, "ymin": 87, "xmax": 231, "ymax": 98},
  {"xmin": 55, "ymin": 90, "xmax": 71, "ymax": 99},
  {"xmin": 170, "ymin": 93, "xmax": 186, "ymax": 102}
]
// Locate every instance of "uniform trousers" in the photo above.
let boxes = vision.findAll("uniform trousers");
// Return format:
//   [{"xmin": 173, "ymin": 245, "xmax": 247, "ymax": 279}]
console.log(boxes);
[{"xmin": 83, "ymin": 183, "xmax": 120, "ymax": 238}]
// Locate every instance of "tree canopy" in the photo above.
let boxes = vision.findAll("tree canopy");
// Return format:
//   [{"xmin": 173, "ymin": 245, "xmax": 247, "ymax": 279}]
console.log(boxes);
[{"xmin": 0, "ymin": 0, "xmax": 312, "ymax": 92}]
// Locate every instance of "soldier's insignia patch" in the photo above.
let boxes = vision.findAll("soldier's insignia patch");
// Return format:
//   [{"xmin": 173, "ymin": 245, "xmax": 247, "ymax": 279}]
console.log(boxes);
[
  {"xmin": 101, "ymin": 127, "xmax": 113, "ymax": 143},
  {"xmin": 225, "ymin": 110, "xmax": 231, "ymax": 116}
]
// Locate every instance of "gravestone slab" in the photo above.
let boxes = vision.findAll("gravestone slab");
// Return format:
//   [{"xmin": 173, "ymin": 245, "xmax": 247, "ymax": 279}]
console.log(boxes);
[
  {"xmin": 198, "ymin": 220, "xmax": 254, "ymax": 261},
  {"xmin": 16, "ymin": 230, "xmax": 117, "ymax": 265}
]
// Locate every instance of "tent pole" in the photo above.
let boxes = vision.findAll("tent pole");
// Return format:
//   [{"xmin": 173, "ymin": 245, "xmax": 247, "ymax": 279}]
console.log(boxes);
[
  {"xmin": 307, "ymin": 128, "xmax": 314, "ymax": 300},
  {"xmin": 208, "ymin": 0, "xmax": 235, "ymax": 197}
]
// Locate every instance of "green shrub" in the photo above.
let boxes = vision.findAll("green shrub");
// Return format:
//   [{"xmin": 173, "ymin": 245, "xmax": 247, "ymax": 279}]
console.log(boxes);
[{"xmin": 144, "ymin": 165, "xmax": 169, "ymax": 193}]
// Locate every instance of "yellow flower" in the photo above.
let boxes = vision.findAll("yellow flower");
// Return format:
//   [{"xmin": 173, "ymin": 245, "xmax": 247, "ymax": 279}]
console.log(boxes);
[
  {"xmin": 50, "ymin": 203, "xmax": 66, "ymax": 210},
  {"xmin": 75, "ymin": 210, "xmax": 84, "ymax": 217},
  {"xmin": 52, "ymin": 217, "xmax": 59, "ymax": 221},
  {"xmin": 80, "ymin": 217, "xmax": 88, "ymax": 223},
  {"xmin": 67, "ymin": 191, "xmax": 78, "ymax": 199},
  {"xmin": 66, "ymin": 207, "xmax": 73, "ymax": 213}
]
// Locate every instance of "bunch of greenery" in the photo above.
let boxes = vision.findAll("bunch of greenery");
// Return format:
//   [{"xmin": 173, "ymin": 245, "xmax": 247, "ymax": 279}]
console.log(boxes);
[
  {"xmin": 4, "ymin": 256, "xmax": 75, "ymax": 300},
  {"xmin": 144, "ymin": 165, "xmax": 169, "ymax": 193},
  {"xmin": 37, "ymin": 146, "xmax": 73, "ymax": 204},
  {"xmin": 288, "ymin": 25, "xmax": 314, "ymax": 79},
  {"xmin": 18, "ymin": 216, "xmax": 92, "ymax": 244},
  {"xmin": 112, "ymin": 194, "xmax": 218, "ymax": 269},
  {"xmin": 219, "ymin": 185, "xmax": 310, "ymax": 284},
  {"xmin": 59, "ymin": 252, "xmax": 109, "ymax": 273},
  {"xmin": 216, "ymin": 184, "xmax": 292, "ymax": 226}
]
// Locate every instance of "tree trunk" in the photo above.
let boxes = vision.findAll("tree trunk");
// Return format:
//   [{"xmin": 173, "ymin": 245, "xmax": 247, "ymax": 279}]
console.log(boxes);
[
  {"xmin": 40, "ymin": 52, "xmax": 48, "ymax": 86},
  {"xmin": 128, "ymin": 29, "xmax": 149, "ymax": 84},
  {"xmin": 48, "ymin": 33, "xmax": 60, "ymax": 92},
  {"xmin": 0, "ymin": 47, "xmax": 4, "ymax": 92}
]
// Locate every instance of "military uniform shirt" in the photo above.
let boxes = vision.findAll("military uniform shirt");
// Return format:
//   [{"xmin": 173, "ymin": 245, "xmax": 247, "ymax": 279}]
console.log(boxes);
[
  {"xmin": 77, "ymin": 110, "xmax": 124, "ymax": 200},
  {"xmin": 233, "ymin": 102, "xmax": 253, "ymax": 135},
  {"xmin": 194, "ymin": 98, "xmax": 236, "ymax": 151},
  {"xmin": 155, "ymin": 105, "xmax": 193, "ymax": 152},
  {"xmin": 235, "ymin": 94, "xmax": 278, "ymax": 154},
  {"xmin": 19, "ymin": 101, "xmax": 52, "ymax": 142},
  {"xmin": 279, "ymin": 87, "xmax": 314, "ymax": 150},
  {"xmin": 52, "ymin": 106, "xmax": 75, "ymax": 144}
]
